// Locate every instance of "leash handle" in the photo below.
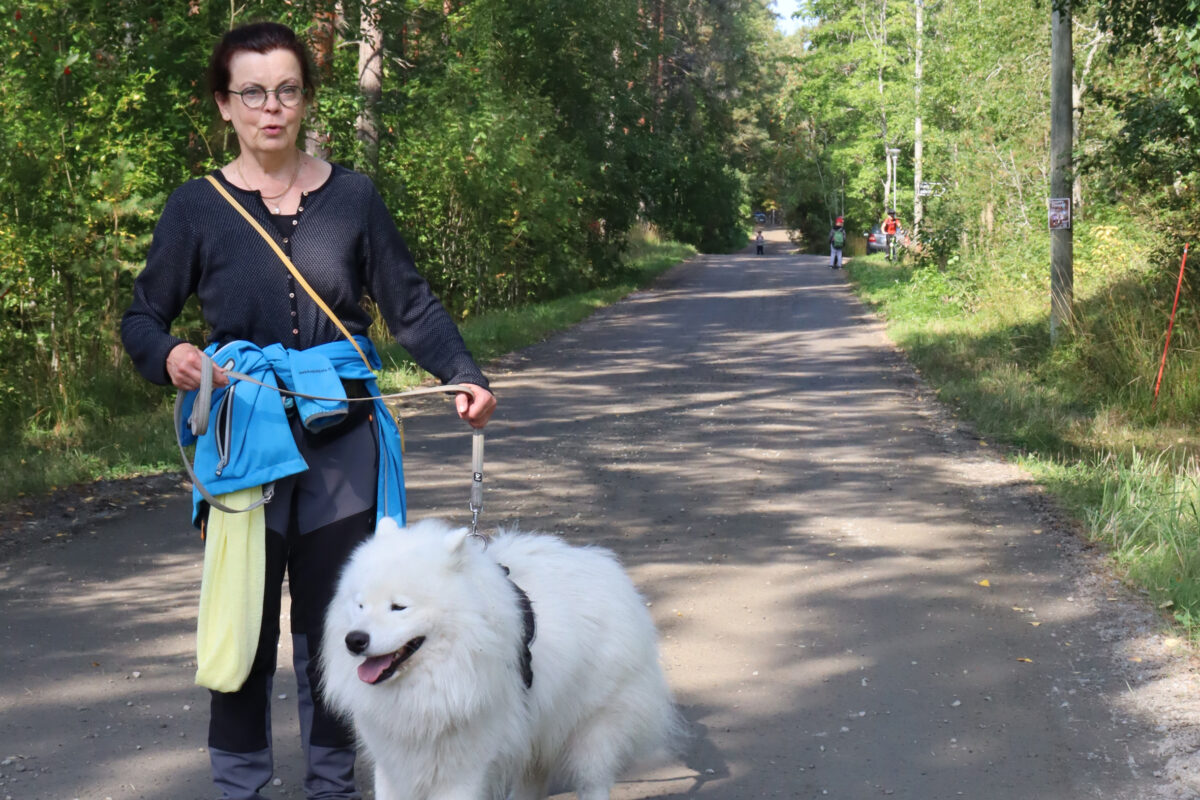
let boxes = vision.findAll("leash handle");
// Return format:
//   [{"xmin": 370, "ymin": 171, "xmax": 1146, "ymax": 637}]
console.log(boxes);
[
  {"xmin": 174, "ymin": 390, "xmax": 275, "ymax": 514},
  {"xmin": 188, "ymin": 355, "xmax": 216, "ymax": 436},
  {"xmin": 470, "ymin": 429, "xmax": 485, "ymax": 539}
]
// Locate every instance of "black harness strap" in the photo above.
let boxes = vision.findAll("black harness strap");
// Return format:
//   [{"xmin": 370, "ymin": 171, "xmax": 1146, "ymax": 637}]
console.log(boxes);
[{"xmin": 500, "ymin": 565, "xmax": 536, "ymax": 690}]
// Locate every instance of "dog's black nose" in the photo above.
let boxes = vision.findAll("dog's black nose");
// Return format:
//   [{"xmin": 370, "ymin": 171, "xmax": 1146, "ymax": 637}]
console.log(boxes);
[{"xmin": 345, "ymin": 630, "xmax": 370, "ymax": 654}]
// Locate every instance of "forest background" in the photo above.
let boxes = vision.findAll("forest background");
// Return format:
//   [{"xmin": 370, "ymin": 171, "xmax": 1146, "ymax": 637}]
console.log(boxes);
[{"xmin": 6, "ymin": 1, "xmax": 1200, "ymax": 627}]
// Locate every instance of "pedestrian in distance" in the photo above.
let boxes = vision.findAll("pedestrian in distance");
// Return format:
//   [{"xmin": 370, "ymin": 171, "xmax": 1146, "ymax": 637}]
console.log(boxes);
[
  {"xmin": 120, "ymin": 21, "xmax": 496, "ymax": 800},
  {"xmin": 755, "ymin": 230, "xmax": 765, "ymax": 255},
  {"xmin": 883, "ymin": 209, "xmax": 900, "ymax": 261},
  {"xmin": 829, "ymin": 216, "xmax": 846, "ymax": 269}
]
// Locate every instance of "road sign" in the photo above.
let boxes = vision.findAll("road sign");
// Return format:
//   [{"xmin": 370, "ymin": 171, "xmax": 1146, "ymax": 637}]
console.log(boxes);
[{"xmin": 918, "ymin": 181, "xmax": 943, "ymax": 197}]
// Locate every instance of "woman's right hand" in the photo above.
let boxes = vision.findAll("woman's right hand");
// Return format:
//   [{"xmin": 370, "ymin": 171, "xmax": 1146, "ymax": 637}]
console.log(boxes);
[{"xmin": 166, "ymin": 343, "xmax": 228, "ymax": 391}]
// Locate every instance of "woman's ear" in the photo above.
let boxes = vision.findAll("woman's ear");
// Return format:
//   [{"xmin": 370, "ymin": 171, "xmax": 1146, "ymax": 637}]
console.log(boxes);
[{"xmin": 214, "ymin": 92, "xmax": 232, "ymax": 122}]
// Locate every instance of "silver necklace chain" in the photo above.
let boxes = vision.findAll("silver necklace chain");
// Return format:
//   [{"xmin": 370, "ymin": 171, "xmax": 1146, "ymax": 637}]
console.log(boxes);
[{"xmin": 236, "ymin": 154, "xmax": 302, "ymax": 207}]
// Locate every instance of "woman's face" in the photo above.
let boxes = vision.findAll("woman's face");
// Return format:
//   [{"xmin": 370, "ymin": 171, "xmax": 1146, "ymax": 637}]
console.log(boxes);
[{"xmin": 215, "ymin": 48, "xmax": 306, "ymax": 160}]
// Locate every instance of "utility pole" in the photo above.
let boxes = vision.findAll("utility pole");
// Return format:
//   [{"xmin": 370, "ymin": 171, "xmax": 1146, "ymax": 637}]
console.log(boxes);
[
  {"xmin": 1049, "ymin": 0, "xmax": 1074, "ymax": 344},
  {"xmin": 913, "ymin": 0, "xmax": 924, "ymax": 237}
]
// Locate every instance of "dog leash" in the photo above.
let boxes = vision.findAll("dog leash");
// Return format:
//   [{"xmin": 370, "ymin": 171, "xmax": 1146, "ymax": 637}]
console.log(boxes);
[
  {"xmin": 178, "ymin": 355, "xmax": 486, "ymax": 535},
  {"xmin": 469, "ymin": 429, "xmax": 485, "ymax": 542}
]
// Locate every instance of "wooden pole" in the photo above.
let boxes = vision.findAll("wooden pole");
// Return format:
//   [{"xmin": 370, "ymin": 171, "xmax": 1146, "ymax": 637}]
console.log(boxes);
[
  {"xmin": 913, "ymin": 0, "xmax": 923, "ymax": 237},
  {"xmin": 1049, "ymin": 0, "xmax": 1074, "ymax": 344}
]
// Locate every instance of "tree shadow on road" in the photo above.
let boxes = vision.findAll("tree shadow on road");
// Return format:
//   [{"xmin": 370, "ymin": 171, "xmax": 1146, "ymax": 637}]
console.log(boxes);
[{"xmin": 0, "ymin": 250, "xmax": 1169, "ymax": 799}]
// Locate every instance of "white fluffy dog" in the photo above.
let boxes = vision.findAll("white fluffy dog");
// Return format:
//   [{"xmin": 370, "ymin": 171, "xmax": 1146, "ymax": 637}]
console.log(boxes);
[{"xmin": 321, "ymin": 517, "xmax": 683, "ymax": 800}]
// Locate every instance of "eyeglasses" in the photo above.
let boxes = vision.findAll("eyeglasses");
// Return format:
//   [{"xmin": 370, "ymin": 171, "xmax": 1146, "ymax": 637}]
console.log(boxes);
[{"xmin": 227, "ymin": 84, "xmax": 305, "ymax": 109}]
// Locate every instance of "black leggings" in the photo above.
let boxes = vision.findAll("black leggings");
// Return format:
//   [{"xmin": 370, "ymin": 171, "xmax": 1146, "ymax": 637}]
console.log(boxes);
[{"xmin": 208, "ymin": 508, "xmax": 374, "ymax": 753}]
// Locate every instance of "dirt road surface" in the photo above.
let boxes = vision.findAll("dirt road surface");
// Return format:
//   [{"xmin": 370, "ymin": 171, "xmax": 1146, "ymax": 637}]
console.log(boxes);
[{"xmin": 4, "ymin": 227, "xmax": 1200, "ymax": 799}]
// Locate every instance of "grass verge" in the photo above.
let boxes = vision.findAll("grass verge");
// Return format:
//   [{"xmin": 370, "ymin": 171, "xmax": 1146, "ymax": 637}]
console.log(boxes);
[{"xmin": 846, "ymin": 214, "xmax": 1200, "ymax": 637}]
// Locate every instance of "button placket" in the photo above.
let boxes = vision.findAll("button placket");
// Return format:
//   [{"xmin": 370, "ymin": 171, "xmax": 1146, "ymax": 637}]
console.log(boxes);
[
  {"xmin": 286, "ymin": 268, "xmax": 301, "ymax": 342},
  {"xmin": 277, "ymin": 219, "xmax": 301, "ymax": 343}
]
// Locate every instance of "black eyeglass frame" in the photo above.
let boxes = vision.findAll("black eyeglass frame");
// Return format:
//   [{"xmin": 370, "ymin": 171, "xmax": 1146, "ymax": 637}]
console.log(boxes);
[{"xmin": 226, "ymin": 84, "xmax": 307, "ymax": 109}]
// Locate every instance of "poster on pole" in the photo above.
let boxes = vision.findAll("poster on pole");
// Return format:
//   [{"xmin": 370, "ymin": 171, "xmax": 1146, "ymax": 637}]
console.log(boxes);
[{"xmin": 1048, "ymin": 198, "xmax": 1071, "ymax": 230}]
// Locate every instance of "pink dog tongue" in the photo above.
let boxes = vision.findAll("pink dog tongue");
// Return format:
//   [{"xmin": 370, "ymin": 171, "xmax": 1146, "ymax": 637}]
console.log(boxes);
[{"xmin": 357, "ymin": 654, "xmax": 395, "ymax": 684}]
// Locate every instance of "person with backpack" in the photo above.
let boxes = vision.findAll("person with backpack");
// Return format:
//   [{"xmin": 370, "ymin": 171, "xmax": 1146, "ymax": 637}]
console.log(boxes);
[
  {"xmin": 883, "ymin": 209, "xmax": 900, "ymax": 261},
  {"xmin": 829, "ymin": 216, "xmax": 847, "ymax": 269},
  {"xmin": 755, "ymin": 230, "xmax": 765, "ymax": 255}
]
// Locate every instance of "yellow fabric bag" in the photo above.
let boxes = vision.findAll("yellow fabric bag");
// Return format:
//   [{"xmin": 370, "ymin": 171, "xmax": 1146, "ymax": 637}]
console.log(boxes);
[{"xmin": 194, "ymin": 487, "xmax": 265, "ymax": 692}]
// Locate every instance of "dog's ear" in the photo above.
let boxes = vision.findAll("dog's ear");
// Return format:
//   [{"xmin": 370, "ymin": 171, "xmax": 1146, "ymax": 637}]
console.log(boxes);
[{"xmin": 375, "ymin": 516, "xmax": 403, "ymax": 537}]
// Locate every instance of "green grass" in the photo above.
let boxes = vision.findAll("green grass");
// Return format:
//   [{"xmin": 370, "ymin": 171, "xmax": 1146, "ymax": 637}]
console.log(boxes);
[
  {"xmin": 1085, "ymin": 451, "xmax": 1200, "ymax": 629},
  {"xmin": 846, "ymin": 212, "xmax": 1200, "ymax": 637},
  {"xmin": 0, "ymin": 234, "xmax": 695, "ymax": 504}
]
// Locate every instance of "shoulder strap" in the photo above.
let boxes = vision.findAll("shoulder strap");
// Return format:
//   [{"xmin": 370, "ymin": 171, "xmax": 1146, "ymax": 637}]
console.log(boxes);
[{"xmin": 204, "ymin": 174, "xmax": 372, "ymax": 370}]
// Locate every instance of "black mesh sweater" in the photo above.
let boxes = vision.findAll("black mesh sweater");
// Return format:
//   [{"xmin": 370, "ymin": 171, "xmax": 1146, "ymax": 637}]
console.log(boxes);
[{"xmin": 121, "ymin": 165, "xmax": 488, "ymax": 390}]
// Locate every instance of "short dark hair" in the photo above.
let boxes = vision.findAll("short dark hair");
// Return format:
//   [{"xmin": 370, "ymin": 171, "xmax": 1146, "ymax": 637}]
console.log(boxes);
[{"xmin": 207, "ymin": 22, "xmax": 317, "ymax": 102}]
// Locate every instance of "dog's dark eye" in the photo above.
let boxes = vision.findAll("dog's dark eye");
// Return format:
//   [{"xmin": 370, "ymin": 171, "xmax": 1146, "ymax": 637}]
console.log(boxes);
[{"xmin": 391, "ymin": 603, "xmax": 407, "ymax": 612}]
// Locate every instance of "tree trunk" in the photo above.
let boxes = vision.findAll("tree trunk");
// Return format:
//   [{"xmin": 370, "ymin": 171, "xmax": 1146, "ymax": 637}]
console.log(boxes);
[
  {"xmin": 1072, "ymin": 28, "xmax": 1106, "ymax": 212},
  {"xmin": 305, "ymin": 3, "xmax": 339, "ymax": 159},
  {"xmin": 357, "ymin": 1, "xmax": 383, "ymax": 175}
]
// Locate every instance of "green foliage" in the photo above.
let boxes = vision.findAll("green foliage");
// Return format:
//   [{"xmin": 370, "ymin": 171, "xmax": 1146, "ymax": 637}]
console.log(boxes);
[
  {"xmin": 773, "ymin": 0, "xmax": 918, "ymax": 243},
  {"xmin": 0, "ymin": 0, "xmax": 774, "ymax": 470},
  {"xmin": 776, "ymin": 0, "xmax": 1065, "ymax": 258}
]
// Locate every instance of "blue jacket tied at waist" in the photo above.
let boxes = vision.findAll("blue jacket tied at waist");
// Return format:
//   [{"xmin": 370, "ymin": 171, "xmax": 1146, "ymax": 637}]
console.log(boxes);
[{"xmin": 178, "ymin": 337, "xmax": 406, "ymax": 528}]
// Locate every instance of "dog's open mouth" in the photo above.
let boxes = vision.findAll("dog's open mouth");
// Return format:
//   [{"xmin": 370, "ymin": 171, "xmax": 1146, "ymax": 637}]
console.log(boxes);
[{"xmin": 357, "ymin": 636, "xmax": 426, "ymax": 685}]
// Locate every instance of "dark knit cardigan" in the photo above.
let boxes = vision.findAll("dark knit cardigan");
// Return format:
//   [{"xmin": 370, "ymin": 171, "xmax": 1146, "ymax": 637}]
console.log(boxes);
[{"xmin": 121, "ymin": 165, "xmax": 488, "ymax": 390}]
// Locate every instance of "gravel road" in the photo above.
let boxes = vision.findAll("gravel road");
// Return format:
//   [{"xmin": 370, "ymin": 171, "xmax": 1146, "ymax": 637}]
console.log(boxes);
[{"xmin": 3, "ymin": 227, "xmax": 1200, "ymax": 799}]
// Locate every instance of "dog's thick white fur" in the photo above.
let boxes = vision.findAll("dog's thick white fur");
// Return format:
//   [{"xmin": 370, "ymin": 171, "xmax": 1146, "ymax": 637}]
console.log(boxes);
[{"xmin": 321, "ymin": 517, "xmax": 682, "ymax": 800}]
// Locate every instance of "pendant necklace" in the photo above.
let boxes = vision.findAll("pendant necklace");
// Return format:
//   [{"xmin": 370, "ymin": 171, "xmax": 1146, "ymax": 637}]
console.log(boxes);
[{"xmin": 238, "ymin": 155, "xmax": 302, "ymax": 214}]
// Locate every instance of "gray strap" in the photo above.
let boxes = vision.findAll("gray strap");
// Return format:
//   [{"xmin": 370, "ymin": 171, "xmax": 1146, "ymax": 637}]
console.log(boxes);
[
  {"xmin": 173, "ymin": 389, "xmax": 274, "ymax": 514},
  {"xmin": 189, "ymin": 351, "xmax": 214, "ymax": 436},
  {"xmin": 470, "ymin": 429, "xmax": 485, "ymax": 539}
]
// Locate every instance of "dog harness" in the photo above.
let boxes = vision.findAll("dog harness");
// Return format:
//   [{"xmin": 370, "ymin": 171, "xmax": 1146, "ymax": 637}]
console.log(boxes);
[{"xmin": 502, "ymin": 565, "xmax": 537, "ymax": 690}]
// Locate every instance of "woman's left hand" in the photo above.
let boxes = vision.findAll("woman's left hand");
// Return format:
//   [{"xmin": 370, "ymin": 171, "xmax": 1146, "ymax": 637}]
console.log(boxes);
[{"xmin": 455, "ymin": 384, "xmax": 497, "ymax": 429}]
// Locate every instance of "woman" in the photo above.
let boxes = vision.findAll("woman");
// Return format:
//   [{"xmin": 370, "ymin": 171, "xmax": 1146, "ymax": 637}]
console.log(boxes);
[{"xmin": 121, "ymin": 21, "xmax": 495, "ymax": 800}]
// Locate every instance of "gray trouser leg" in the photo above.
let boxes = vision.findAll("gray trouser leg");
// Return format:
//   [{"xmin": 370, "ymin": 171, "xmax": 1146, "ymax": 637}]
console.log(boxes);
[
  {"xmin": 306, "ymin": 745, "xmax": 361, "ymax": 799},
  {"xmin": 210, "ymin": 746, "xmax": 273, "ymax": 800},
  {"xmin": 294, "ymin": 634, "xmax": 362, "ymax": 800}
]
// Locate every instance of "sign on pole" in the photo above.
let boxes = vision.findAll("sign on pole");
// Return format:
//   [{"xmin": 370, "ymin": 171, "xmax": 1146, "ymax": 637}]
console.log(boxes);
[{"xmin": 1048, "ymin": 197, "xmax": 1071, "ymax": 230}]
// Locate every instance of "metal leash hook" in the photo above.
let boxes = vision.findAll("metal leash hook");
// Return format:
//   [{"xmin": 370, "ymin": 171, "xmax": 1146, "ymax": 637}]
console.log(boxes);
[{"xmin": 469, "ymin": 428, "xmax": 486, "ymax": 544}]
